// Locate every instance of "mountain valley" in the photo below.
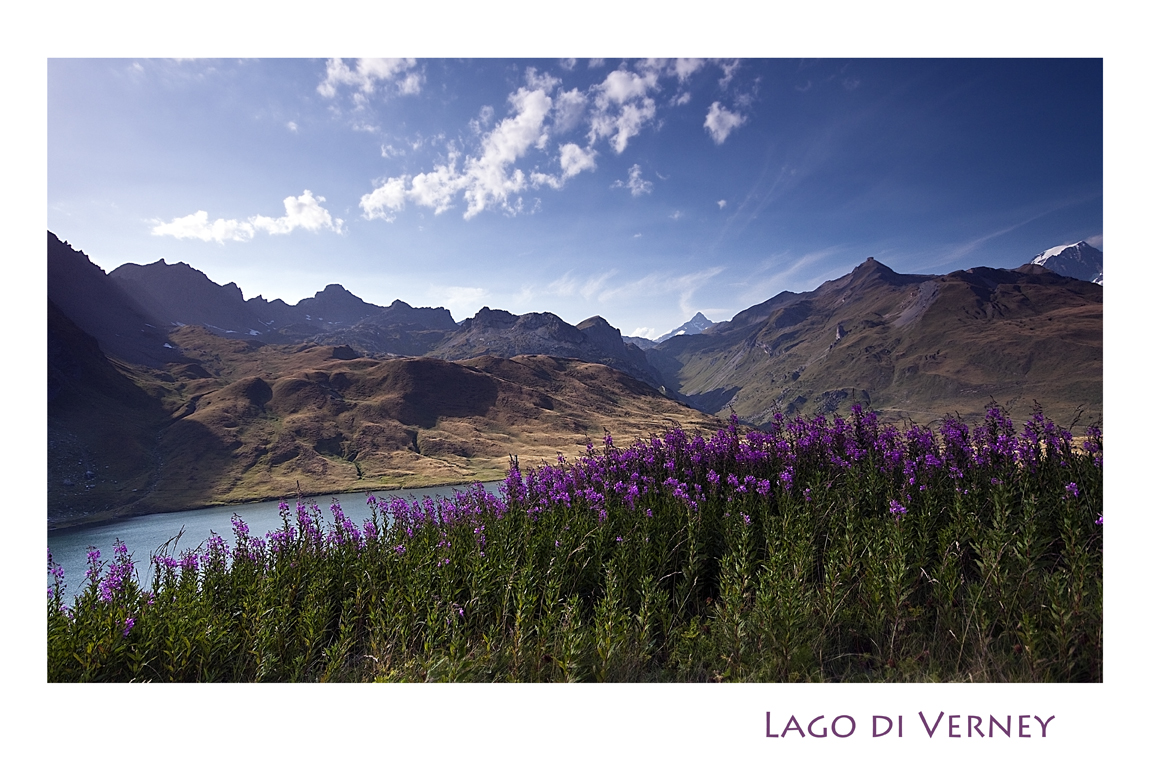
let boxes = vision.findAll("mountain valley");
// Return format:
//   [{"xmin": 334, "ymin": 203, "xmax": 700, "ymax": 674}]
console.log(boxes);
[{"xmin": 47, "ymin": 232, "xmax": 1102, "ymax": 526}]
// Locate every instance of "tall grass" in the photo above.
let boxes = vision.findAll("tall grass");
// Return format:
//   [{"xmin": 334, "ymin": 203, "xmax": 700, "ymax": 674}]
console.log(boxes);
[{"xmin": 48, "ymin": 404, "xmax": 1102, "ymax": 682}]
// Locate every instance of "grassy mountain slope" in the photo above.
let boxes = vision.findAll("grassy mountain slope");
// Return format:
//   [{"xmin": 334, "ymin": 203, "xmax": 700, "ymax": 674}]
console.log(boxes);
[
  {"xmin": 49, "ymin": 326, "xmax": 722, "ymax": 526},
  {"xmin": 658, "ymin": 260, "xmax": 1102, "ymax": 427}
]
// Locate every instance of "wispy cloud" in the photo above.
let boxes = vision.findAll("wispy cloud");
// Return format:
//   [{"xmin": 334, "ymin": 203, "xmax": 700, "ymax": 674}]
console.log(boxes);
[
  {"xmin": 151, "ymin": 191, "xmax": 344, "ymax": 243},
  {"xmin": 928, "ymin": 197, "xmax": 1099, "ymax": 269},
  {"xmin": 546, "ymin": 269, "xmax": 619, "ymax": 300},
  {"xmin": 599, "ymin": 267, "xmax": 725, "ymax": 318},
  {"xmin": 736, "ymin": 248, "xmax": 847, "ymax": 304},
  {"xmin": 612, "ymin": 164, "xmax": 652, "ymax": 196}
]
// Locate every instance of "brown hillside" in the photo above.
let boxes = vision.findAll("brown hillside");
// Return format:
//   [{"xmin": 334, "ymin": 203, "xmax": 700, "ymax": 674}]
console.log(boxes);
[
  {"xmin": 657, "ymin": 260, "xmax": 1101, "ymax": 428},
  {"xmin": 50, "ymin": 326, "xmax": 721, "ymax": 526}
]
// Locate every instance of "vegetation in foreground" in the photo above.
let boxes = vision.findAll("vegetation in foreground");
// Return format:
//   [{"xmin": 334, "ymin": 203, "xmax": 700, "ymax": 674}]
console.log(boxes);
[{"xmin": 48, "ymin": 404, "xmax": 1102, "ymax": 682}]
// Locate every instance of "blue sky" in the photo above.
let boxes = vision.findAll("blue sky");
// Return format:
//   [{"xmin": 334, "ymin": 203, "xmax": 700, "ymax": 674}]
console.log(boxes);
[{"xmin": 48, "ymin": 58, "xmax": 1102, "ymax": 339}]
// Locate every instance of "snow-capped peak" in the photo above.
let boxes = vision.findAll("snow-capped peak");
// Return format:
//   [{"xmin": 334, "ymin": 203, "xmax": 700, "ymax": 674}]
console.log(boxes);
[{"xmin": 1029, "ymin": 241, "xmax": 1102, "ymax": 285}]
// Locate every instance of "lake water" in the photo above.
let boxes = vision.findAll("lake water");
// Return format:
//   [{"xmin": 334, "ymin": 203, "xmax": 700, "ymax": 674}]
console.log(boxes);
[{"xmin": 47, "ymin": 482, "xmax": 498, "ymax": 603}]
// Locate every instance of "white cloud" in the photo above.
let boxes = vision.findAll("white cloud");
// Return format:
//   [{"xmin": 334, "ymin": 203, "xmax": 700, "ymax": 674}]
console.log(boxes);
[
  {"xmin": 559, "ymin": 143, "xmax": 596, "ymax": 177},
  {"xmin": 469, "ymin": 105, "xmax": 495, "ymax": 135},
  {"xmin": 249, "ymin": 191, "xmax": 344, "ymax": 235},
  {"xmin": 398, "ymin": 72, "xmax": 423, "ymax": 95},
  {"xmin": 719, "ymin": 60, "xmax": 740, "ymax": 89},
  {"xmin": 673, "ymin": 92, "xmax": 691, "ymax": 107},
  {"xmin": 361, "ymin": 76, "xmax": 600, "ymax": 222},
  {"xmin": 671, "ymin": 210, "xmax": 683, "ymax": 220},
  {"xmin": 410, "ymin": 154, "xmax": 466, "ymax": 212},
  {"xmin": 704, "ymin": 102, "xmax": 747, "ymax": 144},
  {"xmin": 559, "ymin": 58, "xmax": 577, "ymax": 71},
  {"xmin": 718, "ymin": 199, "xmax": 727, "ymax": 209},
  {"xmin": 360, "ymin": 177, "xmax": 410, "ymax": 222},
  {"xmin": 151, "ymin": 211, "xmax": 255, "ymax": 243},
  {"xmin": 152, "ymin": 191, "xmax": 344, "ymax": 243},
  {"xmin": 460, "ymin": 85, "xmax": 552, "ymax": 218},
  {"xmin": 380, "ymin": 143, "xmax": 402, "ymax": 158},
  {"xmin": 317, "ymin": 58, "xmax": 420, "ymax": 100},
  {"xmin": 286, "ymin": 121, "xmax": 298, "ymax": 133},
  {"xmin": 673, "ymin": 58, "xmax": 706, "ymax": 82},
  {"xmin": 629, "ymin": 326, "xmax": 658, "ymax": 339},
  {"xmin": 588, "ymin": 66, "xmax": 659, "ymax": 153},
  {"xmin": 553, "ymin": 88, "xmax": 588, "ymax": 134},
  {"xmin": 612, "ymin": 164, "xmax": 652, "ymax": 197}
]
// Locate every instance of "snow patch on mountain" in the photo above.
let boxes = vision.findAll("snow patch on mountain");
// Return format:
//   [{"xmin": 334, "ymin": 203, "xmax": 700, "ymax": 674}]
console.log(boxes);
[
  {"xmin": 655, "ymin": 312, "xmax": 716, "ymax": 343},
  {"xmin": 1030, "ymin": 241, "xmax": 1103, "ymax": 285}
]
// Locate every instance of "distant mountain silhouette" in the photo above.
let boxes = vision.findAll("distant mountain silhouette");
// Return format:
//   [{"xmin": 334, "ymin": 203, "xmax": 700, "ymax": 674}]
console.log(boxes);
[{"xmin": 429, "ymin": 308, "xmax": 668, "ymax": 392}]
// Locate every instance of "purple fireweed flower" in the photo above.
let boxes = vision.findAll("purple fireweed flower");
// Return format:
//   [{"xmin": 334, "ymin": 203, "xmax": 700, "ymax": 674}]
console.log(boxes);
[
  {"xmin": 780, "ymin": 468, "xmax": 794, "ymax": 491},
  {"xmin": 179, "ymin": 552, "xmax": 200, "ymax": 574},
  {"xmin": 122, "ymin": 616, "xmax": 136, "ymax": 638},
  {"xmin": 1096, "ymin": 514, "xmax": 1103, "ymax": 525},
  {"xmin": 889, "ymin": 499, "xmax": 908, "ymax": 517},
  {"xmin": 1065, "ymin": 482, "xmax": 1079, "ymax": 498},
  {"xmin": 206, "ymin": 534, "xmax": 228, "ymax": 559},
  {"xmin": 231, "ymin": 514, "xmax": 250, "ymax": 538}
]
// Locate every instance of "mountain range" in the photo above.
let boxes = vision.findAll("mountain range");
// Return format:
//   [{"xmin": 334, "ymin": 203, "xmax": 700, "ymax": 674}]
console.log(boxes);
[{"xmin": 47, "ymin": 231, "xmax": 1102, "ymax": 525}]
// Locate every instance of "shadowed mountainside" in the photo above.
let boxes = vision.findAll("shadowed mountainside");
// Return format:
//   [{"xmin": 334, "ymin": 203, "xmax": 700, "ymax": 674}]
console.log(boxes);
[{"xmin": 47, "ymin": 233, "xmax": 173, "ymax": 367}]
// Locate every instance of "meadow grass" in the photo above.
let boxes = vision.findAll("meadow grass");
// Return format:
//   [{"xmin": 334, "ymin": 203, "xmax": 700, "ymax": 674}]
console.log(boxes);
[{"xmin": 48, "ymin": 404, "xmax": 1102, "ymax": 682}]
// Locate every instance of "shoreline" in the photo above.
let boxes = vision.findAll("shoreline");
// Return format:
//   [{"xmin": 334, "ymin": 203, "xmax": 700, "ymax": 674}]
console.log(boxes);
[{"xmin": 47, "ymin": 476, "xmax": 499, "ymax": 533}]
